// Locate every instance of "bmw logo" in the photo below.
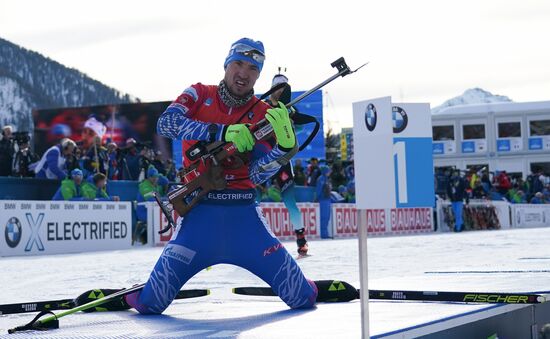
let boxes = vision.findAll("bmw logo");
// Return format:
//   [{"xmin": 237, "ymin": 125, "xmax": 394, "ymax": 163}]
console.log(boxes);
[
  {"xmin": 5, "ymin": 217, "xmax": 22, "ymax": 248},
  {"xmin": 392, "ymin": 106, "xmax": 408, "ymax": 133},
  {"xmin": 364, "ymin": 103, "xmax": 377, "ymax": 131}
]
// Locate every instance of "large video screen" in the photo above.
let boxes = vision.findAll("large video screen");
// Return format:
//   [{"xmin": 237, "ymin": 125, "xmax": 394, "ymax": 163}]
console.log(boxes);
[{"xmin": 33, "ymin": 101, "xmax": 172, "ymax": 159}]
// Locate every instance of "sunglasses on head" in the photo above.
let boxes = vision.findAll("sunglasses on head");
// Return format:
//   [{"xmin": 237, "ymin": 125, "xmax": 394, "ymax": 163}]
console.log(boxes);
[{"xmin": 231, "ymin": 43, "xmax": 265, "ymax": 63}]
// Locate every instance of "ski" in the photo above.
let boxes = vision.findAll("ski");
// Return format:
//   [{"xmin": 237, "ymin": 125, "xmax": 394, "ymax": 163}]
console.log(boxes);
[
  {"xmin": 233, "ymin": 283, "xmax": 548, "ymax": 304},
  {"xmin": 234, "ymin": 280, "xmax": 359, "ymax": 302},
  {"xmin": 369, "ymin": 290, "xmax": 547, "ymax": 304},
  {"xmin": 296, "ymin": 254, "xmax": 312, "ymax": 260},
  {"xmin": 0, "ymin": 299, "xmax": 75, "ymax": 315},
  {"xmin": 2, "ymin": 287, "xmax": 209, "ymax": 316}
]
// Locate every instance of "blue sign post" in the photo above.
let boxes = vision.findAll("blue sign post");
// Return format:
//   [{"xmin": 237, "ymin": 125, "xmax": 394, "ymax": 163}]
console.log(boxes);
[{"xmin": 392, "ymin": 103, "xmax": 434, "ymax": 208}]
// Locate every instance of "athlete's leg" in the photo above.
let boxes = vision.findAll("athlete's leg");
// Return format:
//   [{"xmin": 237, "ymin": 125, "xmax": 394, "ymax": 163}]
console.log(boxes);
[
  {"xmin": 126, "ymin": 204, "xmax": 220, "ymax": 314},
  {"xmin": 228, "ymin": 204, "xmax": 317, "ymax": 309}
]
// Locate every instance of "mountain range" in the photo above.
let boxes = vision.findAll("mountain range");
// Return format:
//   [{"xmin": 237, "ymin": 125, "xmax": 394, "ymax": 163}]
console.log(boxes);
[
  {"xmin": 0, "ymin": 37, "xmax": 137, "ymax": 133},
  {"xmin": 432, "ymin": 87, "xmax": 512, "ymax": 114}
]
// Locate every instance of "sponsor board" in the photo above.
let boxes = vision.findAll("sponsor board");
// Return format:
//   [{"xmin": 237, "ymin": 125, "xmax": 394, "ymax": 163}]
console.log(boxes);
[
  {"xmin": 147, "ymin": 202, "xmax": 321, "ymax": 246},
  {"xmin": 332, "ymin": 204, "xmax": 433, "ymax": 238},
  {"xmin": 512, "ymin": 204, "xmax": 550, "ymax": 228},
  {"xmin": 260, "ymin": 203, "xmax": 320, "ymax": 241},
  {"xmin": 435, "ymin": 200, "xmax": 512, "ymax": 232},
  {"xmin": 0, "ymin": 201, "xmax": 132, "ymax": 257}
]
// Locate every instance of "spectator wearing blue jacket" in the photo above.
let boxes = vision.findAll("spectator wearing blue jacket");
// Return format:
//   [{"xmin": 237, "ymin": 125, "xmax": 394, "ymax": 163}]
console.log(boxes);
[
  {"xmin": 530, "ymin": 192, "xmax": 545, "ymax": 204},
  {"xmin": 35, "ymin": 138, "xmax": 76, "ymax": 179},
  {"xmin": 315, "ymin": 165, "xmax": 332, "ymax": 238},
  {"xmin": 446, "ymin": 170, "xmax": 468, "ymax": 232}
]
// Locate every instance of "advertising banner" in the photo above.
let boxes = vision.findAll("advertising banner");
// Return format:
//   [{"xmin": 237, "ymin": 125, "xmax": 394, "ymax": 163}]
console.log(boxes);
[
  {"xmin": 432, "ymin": 140, "xmax": 456, "ymax": 155},
  {"xmin": 352, "ymin": 97, "xmax": 395, "ymax": 209},
  {"xmin": 260, "ymin": 203, "xmax": 320, "ymax": 241},
  {"xmin": 512, "ymin": 204, "xmax": 550, "ymax": 228},
  {"xmin": 332, "ymin": 204, "xmax": 433, "ymax": 238},
  {"xmin": 391, "ymin": 103, "xmax": 434, "ymax": 208},
  {"xmin": 0, "ymin": 200, "xmax": 132, "ymax": 257},
  {"xmin": 148, "ymin": 202, "xmax": 321, "ymax": 246}
]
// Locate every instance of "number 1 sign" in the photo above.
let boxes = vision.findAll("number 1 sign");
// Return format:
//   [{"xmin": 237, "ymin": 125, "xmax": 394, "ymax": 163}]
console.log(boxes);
[{"xmin": 392, "ymin": 103, "xmax": 434, "ymax": 208}]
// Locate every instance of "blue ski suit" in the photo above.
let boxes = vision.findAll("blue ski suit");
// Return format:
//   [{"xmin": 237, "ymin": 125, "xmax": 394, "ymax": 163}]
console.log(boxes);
[{"xmin": 125, "ymin": 83, "xmax": 318, "ymax": 313}]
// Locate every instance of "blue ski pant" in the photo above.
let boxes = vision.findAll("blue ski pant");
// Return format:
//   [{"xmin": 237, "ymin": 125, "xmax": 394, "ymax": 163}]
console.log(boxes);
[
  {"xmin": 126, "ymin": 191, "xmax": 318, "ymax": 314},
  {"xmin": 451, "ymin": 201, "xmax": 464, "ymax": 231}
]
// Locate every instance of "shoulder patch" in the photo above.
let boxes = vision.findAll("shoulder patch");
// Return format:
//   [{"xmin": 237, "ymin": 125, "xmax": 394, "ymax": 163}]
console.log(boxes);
[{"xmin": 182, "ymin": 87, "xmax": 199, "ymax": 102}]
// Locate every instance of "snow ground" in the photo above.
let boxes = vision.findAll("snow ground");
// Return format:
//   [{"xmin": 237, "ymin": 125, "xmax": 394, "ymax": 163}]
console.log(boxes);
[{"xmin": 1, "ymin": 227, "xmax": 550, "ymax": 338}]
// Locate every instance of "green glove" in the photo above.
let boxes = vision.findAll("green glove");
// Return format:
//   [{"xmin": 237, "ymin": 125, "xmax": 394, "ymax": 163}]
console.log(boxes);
[
  {"xmin": 266, "ymin": 101, "xmax": 296, "ymax": 149},
  {"xmin": 224, "ymin": 124, "xmax": 255, "ymax": 152}
]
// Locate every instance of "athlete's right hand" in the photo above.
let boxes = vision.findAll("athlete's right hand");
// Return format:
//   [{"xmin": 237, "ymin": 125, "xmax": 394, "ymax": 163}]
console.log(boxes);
[{"xmin": 223, "ymin": 124, "xmax": 255, "ymax": 152}]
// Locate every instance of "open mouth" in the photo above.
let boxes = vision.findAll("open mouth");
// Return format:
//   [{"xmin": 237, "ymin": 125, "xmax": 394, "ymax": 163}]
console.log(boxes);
[{"xmin": 235, "ymin": 79, "xmax": 248, "ymax": 89}]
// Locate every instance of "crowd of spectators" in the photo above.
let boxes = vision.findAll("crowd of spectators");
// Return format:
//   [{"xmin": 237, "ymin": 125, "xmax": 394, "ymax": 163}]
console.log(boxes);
[
  {"xmin": 435, "ymin": 167, "xmax": 550, "ymax": 204},
  {"xmin": 1, "ymin": 122, "xmax": 176, "ymax": 207},
  {"xmin": 3, "ymin": 123, "xmax": 549, "ymax": 206},
  {"xmin": 0, "ymin": 124, "xmax": 176, "ymax": 183},
  {"xmin": 256, "ymin": 157, "xmax": 356, "ymax": 204}
]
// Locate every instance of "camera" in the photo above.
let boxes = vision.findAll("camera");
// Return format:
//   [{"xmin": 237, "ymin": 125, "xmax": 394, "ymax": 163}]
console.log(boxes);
[{"xmin": 12, "ymin": 131, "xmax": 30, "ymax": 145}]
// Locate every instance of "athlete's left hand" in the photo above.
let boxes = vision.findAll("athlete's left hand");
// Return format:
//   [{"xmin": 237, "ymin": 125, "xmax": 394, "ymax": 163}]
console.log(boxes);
[{"xmin": 266, "ymin": 101, "xmax": 296, "ymax": 149}]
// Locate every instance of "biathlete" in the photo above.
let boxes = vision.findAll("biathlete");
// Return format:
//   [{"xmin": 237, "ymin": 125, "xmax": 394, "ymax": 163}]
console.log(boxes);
[
  {"xmin": 124, "ymin": 37, "xmax": 317, "ymax": 313},
  {"xmin": 76, "ymin": 38, "xmax": 355, "ymax": 315}
]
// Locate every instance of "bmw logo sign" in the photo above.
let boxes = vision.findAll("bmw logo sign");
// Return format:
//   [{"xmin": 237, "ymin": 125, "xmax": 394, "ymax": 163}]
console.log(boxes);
[
  {"xmin": 364, "ymin": 103, "xmax": 377, "ymax": 131},
  {"xmin": 5, "ymin": 217, "xmax": 22, "ymax": 248},
  {"xmin": 392, "ymin": 106, "xmax": 408, "ymax": 133}
]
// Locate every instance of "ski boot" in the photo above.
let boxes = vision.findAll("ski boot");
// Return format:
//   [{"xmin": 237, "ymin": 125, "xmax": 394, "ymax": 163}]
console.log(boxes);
[
  {"xmin": 75, "ymin": 289, "xmax": 130, "ymax": 312},
  {"xmin": 314, "ymin": 280, "xmax": 360, "ymax": 302}
]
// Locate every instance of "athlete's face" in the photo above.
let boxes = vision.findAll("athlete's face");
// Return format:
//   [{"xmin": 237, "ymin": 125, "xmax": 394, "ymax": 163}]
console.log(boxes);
[{"xmin": 224, "ymin": 60, "xmax": 259, "ymax": 98}]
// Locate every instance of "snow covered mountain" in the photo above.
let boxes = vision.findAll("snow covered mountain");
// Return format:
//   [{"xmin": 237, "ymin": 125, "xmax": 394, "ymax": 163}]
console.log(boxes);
[
  {"xmin": 0, "ymin": 37, "xmax": 137, "ymax": 132},
  {"xmin": 432, "ymin": 88, "xmax": 512, "ymax": 114}
]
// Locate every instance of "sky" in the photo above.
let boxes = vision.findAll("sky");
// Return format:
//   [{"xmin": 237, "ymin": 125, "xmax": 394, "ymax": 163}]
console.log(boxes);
[{"xmin": 1, "ymin": 0, "xmax": 549, "ymax": 131}]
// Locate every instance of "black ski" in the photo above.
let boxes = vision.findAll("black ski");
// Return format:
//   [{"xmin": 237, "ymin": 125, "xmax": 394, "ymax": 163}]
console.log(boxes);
[
  {"xmin": 233, "ymin": 281, "xmax": 547, "ymax": 304},
  {"xmin": 1, "ymin": 288, "xmax": 210, "ymax": 315},
  {"xmin": 0, "ymin": 299, "xmax": 75, "ymax": 315},
  {"xmin": 234, "ymin": 280, "xmax": 359, "ymax": 302}
]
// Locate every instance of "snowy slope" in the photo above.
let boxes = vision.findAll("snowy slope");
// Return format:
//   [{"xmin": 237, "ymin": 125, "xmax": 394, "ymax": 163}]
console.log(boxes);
[
  {"xmin": 0, "ymin": 37, "xmax": 137, "ymax": 132},
  {"xmin": 432, "ymin": 88, "xmax": 512, "ymax": 114},
  {"xmin": 0, "ymin": 77, "xmax": 34, "ymax": 132},
  {"xmin": 1, "ymin": 228, "xmax": 550, "ymax": 338}
]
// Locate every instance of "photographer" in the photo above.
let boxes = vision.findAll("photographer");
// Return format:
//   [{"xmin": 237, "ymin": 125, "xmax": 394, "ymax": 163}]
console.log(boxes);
[
  {"xmin": 106, "ymin": 142, "xmax": 119, "ymax": 180},
  {"xmin": 136, "ymin": 143, "xmax": 154, "ymax": 181},
  {"xmin": 116, "ymin": 138, "xmax": 140, "ymax": 180},
  {"xmin": 12, "ymin": 132, "xmax": 39, "ymax": 177},
  {"xmin": 0, "ymin": 125, "xmax": 16, "ymax": 176}
]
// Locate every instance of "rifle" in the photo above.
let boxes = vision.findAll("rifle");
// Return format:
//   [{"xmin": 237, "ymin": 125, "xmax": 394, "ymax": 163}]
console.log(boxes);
[{"xmin": 156, "ymin": 57, "xmax": 367, "ymax": 233}]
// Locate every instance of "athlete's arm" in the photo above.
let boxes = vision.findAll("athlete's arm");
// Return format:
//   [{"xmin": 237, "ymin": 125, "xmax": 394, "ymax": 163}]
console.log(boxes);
[
  {"xmin": 249, "ymin": 142, "xmax": 292, "ymax": 184},
  {"xmin": 157, "ymin": 84, "xmax": 225, "ymax": 141}
]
